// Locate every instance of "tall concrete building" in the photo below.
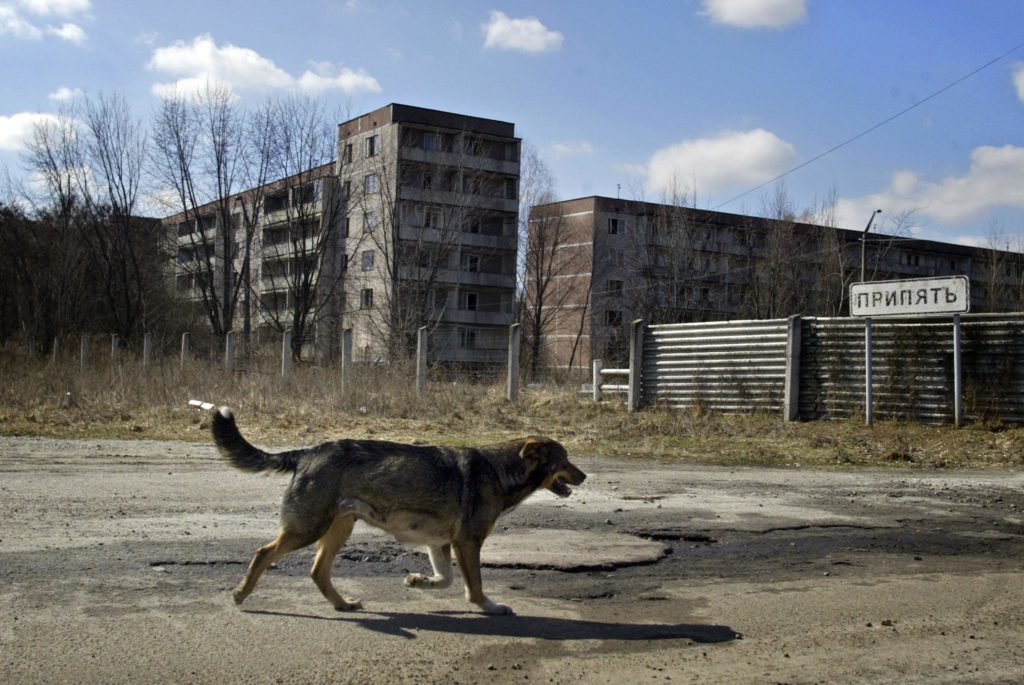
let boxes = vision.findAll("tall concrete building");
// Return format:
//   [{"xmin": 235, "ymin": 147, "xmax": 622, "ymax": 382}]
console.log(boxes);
[
  {"xmin": 530, "ymin": 196, "xmax": 1024, "ymax": 370},
  {"xmin": 168, "ymin": 104, "xmax": 520, "ymax": 365},
  {"xmin": 338, "ymin": 104, "xmax": 520, "ymax": 364}
]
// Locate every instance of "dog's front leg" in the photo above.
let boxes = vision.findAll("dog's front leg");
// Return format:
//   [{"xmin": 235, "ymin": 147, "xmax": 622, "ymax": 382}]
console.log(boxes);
[
  {"xmin": 404, "ymin": 544, "xmax": 453, "ymax": 588},
  {"xmin": 453, "ymin": 539, "xmax": 512, "ymax": 615}
]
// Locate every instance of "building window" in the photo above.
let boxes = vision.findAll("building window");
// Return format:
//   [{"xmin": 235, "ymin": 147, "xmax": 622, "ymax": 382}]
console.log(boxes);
[
  {"xmin": 342, "ymin": 180, "xmax": 351, "ymax": 199},
  {"xmin": 459, "ymin": 328, "xmax": 477, "ymax": 348},
  {"xmin": 423, "ymin": 210, "xmax": 441, "ymax": 229},
  {"xmin": 422, "ymin": 171, "xmax": 433, "ymax": 190},
  {"xmin": 949, "ymin": 259, "xmax": 957, "ymax": 271},
  {"xmin": 463, "ymin": 292, "xmax": 478, "ymax": 311},
  {"xmin": 265, "ymin": 192, "xmax": 287, "ymax": 214},
  {"xmin": 340, "ymin": 254, "xmax": 348, "ymax": 271},
  {"xmin": 461, "ymin": 254, "xmax": 480, "ymax": 272},
  {"xmin": 341, "ymin": 217, "xmax": 350, "ymax": 237},
  {"xmin": 364, "ymin": 211, "xmax": 377, "ymax": 232},
  {"xmin": 605, "ymin": 310, "xmax": 623, "ymax": 327},
  {"xmin": 504, "ymin": 178, "xmax": 517, "ymax": 200},
  {"xmin": 423, "ymin": 133, "xmax": 438, "ymax": 151},
  {"xmin": 360, "ymin": 288, "xmax": 374, "ymax": 309},
  {"xmin": 343, "ymin": 143, "xmax": 352, "ymax": 164},
  {"xmin": 465, "ymin": 217, "xmax": 481, "ymax": 234},
  {"xmin": 903, "ymin": 252, "xmax": 921, "ymax": 267},
  {"xmin": 607, "ymin": 251, "xmax": 624, "ymax": 267},
  {"xmin": 366, "ymin": 134, "xmax": 379, "ymax": 157},
  {"xmin": 608, "ymin": 280, "xmax": 624, "ymax": 297},
  {"xmin": 608, "ymin": 218, "xmax": 621, "ymax": 235},
  {"xmin": 365, "ymin": 173, "xmax": 379, "ymax": 193},
  {"xmin": 361, "ymin": 250, "xmax": 375, "ymax": 271}
]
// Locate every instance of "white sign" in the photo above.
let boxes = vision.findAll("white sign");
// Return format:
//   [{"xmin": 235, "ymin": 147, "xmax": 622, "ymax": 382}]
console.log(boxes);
[{"xmin": 850, "ymin": 276, "xmax": 970, "ymax": 317}]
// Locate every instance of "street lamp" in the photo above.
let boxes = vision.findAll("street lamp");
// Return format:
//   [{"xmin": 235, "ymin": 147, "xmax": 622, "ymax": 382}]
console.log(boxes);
[{"xmin": 859, "ymin": 209, "xmax": 882, "ymax": 282}]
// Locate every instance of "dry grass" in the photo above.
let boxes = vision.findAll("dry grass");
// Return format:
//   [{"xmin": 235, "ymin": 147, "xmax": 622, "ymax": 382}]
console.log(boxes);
[{"xmin": 1, "ymin": 345, "xmax": 1022, "ymax": 469}]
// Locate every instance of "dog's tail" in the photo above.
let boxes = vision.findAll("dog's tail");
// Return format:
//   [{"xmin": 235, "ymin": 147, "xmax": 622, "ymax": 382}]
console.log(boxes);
[{"xmin": 211, "ymin": 407, "xmax": 299, "ymax": 474}]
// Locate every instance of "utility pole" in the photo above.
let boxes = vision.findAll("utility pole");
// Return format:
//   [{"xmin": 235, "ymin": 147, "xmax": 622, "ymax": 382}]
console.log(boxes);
[{"xmin": 859, "ymin": 209, "xmax": 882, "ymax": 282}]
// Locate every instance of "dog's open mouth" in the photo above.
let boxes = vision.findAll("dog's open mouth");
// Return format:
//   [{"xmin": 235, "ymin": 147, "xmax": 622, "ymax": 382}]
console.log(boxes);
[{"xmin": 550, "ymin": 477, "xmax": 572, "ymax": 498}]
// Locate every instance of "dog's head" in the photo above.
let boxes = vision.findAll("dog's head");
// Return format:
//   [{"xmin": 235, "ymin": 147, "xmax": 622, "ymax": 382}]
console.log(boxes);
[{"xmin": 520, "ymin": 437, "xmax": 587, "ymax": 498}]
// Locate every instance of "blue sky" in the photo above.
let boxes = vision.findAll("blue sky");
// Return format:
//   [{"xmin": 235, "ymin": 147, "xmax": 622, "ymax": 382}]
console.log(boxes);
[{"xmin": 2, "ymin": 0, "xmax": 1023, "ymax": 247}]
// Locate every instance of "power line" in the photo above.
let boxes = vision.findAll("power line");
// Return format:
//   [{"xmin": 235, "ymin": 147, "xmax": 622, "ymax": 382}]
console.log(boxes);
[{"xmin": 712, "ymin": 39, "xmax": 1024, "ymax": 211}]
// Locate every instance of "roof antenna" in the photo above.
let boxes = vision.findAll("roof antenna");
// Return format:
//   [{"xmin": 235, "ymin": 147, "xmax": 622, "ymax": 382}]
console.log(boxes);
[{"xmin": 617, "ymin": 183, "xmax": 621, "ymax": 199}]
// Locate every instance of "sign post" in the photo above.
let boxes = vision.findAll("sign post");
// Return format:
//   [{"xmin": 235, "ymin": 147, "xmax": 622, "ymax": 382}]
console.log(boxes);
[{"xmin": 850, "ymin": 276, "xmax": 970, "ymax": 427}]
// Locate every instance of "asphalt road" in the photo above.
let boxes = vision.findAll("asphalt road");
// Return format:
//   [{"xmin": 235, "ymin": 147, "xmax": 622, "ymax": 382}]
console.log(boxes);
[{"xmin": 1, "ymin": 435, "xmax": 1023, "ymax": 684}]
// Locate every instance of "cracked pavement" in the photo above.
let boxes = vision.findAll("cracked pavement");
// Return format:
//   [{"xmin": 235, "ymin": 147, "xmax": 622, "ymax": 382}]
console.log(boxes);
[{"xmin": 1, "ymin": 436, "xmax": 1023, "ymax": 683}]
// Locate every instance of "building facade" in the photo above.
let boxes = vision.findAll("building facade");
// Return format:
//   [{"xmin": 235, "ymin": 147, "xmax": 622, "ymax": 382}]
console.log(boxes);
[
  {"xmin": 530, "ymin": 196, "xmax": 1024, "ymax": 370},
  {"xmin": 337, "ymin": 104, "xmax": 520, "ymax": 364},
  {"xmin": 168, "ymin": 104, "xmax": 520, "ymax": 365}
]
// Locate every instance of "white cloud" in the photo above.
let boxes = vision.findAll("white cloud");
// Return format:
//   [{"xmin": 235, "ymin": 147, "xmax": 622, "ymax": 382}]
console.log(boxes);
[
  {"xmin": 18, "ymin": 0, "xmax": 90, "ymax": 17},
  {"xmin": 482, "ymin": 10, "xmax": 563, "ymax": 53},
  {"xmin": 0, "ymin": 112, "xmax": 60, "ymax": 151},
  {"xmin": 701, "ymin": 0, "xmax": 807, "ymax": 29},
  {"xmin": 148, "ymin": 34, "xmax": 380, "ymax": 98},
  {"xmin": 837, "ymin": 144, "xmax": 1024, "ymax": 229},
  {"xmin": 48, "ymin": 85, "xmax": 82, "ymax": 101},
  {"xmin": 645, "ymin": 129, "xmax": 797, "ymax": 196},
  {"xmin": 296, "ymin": 63, "xmax": 381, "ymax": 94},
  {"xmin": 1013, "ymin": 62, "xmax": 1024, "ymax": 103},
  {"xmin": 547, "ymin": 140, "xmax": 594, "ymax": 159},
  {"xmin": 0, "ymin": 5, "xmax": 42, "ymax": 39},
  {"xmin": 46, "ymin": 21, "xmax": 85, "ymax": 44}
]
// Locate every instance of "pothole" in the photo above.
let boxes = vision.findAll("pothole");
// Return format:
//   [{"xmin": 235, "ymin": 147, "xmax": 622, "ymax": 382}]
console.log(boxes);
[{"xmin": 482, "ymin": 529, "xmax": 670, "ymax": 571}]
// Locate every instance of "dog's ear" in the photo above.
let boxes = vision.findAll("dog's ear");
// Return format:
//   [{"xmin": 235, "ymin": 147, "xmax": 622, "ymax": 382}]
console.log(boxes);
[{"xmin": 519, "ymin": 437, "xmax": 549, "ymax": 468}]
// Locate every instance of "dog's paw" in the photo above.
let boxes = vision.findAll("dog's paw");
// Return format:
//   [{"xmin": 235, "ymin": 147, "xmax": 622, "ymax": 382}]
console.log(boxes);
[
  {"xmin": 404, "ymin": 573, "xmax": 450, "ymax": 588},
  {"xmin": 334, "ymin": 597, "xmax": 363, "ymax": 611},
  {"xmin": 482, "ymin": 601, "xmax": 514, "ymax": 616},
  {"xmin": 404, "ymin": 573, "xmax": 428, "ymax": 587}
]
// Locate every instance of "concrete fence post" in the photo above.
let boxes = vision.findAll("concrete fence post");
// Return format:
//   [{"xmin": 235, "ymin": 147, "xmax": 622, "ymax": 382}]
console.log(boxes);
[
  {"xmin": 225, "ymin": 330, "xmax": 236, "ymax": 373},
  {"xmin": 416, "ymin": 326, "xmax": 428, "ymax": 397},
  {"xmin": 506, "ymin": 323, "xmax": 520, "ymax": 402},
  {"xmin": 628, "ymin": 319, "xmax": 644, "ymax": 412},
  {"xmin": 180, "ymin": 332, "xmax": 190, "ymax": 370},
  {"xmin": 281, "ymin": 329, "xmax": 293, "ymax": 378},
  {"xmin": 52, "ymin": 336, "xmax": 59, "ymax": 364},
  {"xmin": 592, "ymin": 358, "xmax": 604, "ymax": 403},
  {"xmin": 783, "ymin": 315, "xmax": 802, "ymax": 421},
  {"xmin": 80, "ymin": 335, "xmax": 89, "ymax": 372},
  {"xmin": 111, "ymin": 334, "xmax": 120, "ymax": 364},
  {"xmin": 340, "ymin": 328, "xmax": 353, "ymax": 396},
  {"xmin": 143, "ymin": 333, "xmax": 154, "ymax": 369}
]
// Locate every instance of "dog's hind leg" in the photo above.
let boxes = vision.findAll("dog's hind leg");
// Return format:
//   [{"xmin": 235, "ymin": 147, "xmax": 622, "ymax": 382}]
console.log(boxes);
[
  {"xmin": 233, "ymin": 527, "xmax": 313, "ymax": 605},
  {"xmin": 404, "ymin": 544, "xmax": 453, "ymax": 588},
  {"xmin": 453, "ymin": 539, "xmax": 513, "ymax": 615},
  {"xmin": 310, "ymin": 514, "xmax": 362, "ymax": 611}
]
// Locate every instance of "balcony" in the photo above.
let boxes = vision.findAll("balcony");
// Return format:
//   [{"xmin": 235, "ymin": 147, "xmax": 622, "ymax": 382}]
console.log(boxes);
[
  {"xmin": 400, "ymin": 146, "xmax": 519, "ymax": 176},
  {"xmin": 397, "ymin": 225, "xmax": 516, "ymax": 251},
  {"xmin": 399, "ymin": 266, "xmax": 514, "ymax": 289},
  {"xmin": 437, "ymin": 308, "xmax": 514, "ymax": 326},
  {"xmin": 399, "ymin": 186, "xmax": 517, "ymax": 214}
]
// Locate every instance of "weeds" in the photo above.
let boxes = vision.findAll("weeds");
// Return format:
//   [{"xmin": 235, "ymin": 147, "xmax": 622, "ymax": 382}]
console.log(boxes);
[{"xmin": 1, "ymin": 345, "xmax": 1022, "ymax": 469}]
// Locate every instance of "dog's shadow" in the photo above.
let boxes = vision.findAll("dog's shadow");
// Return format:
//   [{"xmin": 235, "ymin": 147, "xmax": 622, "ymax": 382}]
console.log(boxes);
[{"xmin": 244, "ymin": 608, "xmax": 740, "ymax": 643}]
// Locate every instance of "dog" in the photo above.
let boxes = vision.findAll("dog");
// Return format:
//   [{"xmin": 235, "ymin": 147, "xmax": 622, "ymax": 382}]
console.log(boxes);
[{"xmin": 211, "ymin": 407, "xmax": 586, "ymax": 615}]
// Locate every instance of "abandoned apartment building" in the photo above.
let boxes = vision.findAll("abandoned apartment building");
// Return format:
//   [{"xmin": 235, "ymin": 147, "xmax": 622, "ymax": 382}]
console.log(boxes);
[
  {"xmin": 531, "ymin": 195, "xmax": 1024, "ymax": 370},
  {"xmin": 169, "ymin": 103, "xmax": 521, "ymax": 365},
  {"xmin": 169, "ymin": 105, "xmax": 1022, "ymax": 371}
]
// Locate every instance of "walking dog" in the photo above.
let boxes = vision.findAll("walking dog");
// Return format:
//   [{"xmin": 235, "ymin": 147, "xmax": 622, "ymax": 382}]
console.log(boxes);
[{"xmin": 212, "ymin": 407, "xmax": 586, "ymax": 615}]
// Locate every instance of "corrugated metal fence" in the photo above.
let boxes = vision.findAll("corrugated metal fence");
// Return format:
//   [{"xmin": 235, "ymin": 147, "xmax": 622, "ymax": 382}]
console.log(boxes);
[
  {"xmin": 642, "ymin": 319, "xmax": 790, "ymax": 412},
  {"xmin": 621, "ymin": 313, "xmax": 1024, "ymax": 424}
]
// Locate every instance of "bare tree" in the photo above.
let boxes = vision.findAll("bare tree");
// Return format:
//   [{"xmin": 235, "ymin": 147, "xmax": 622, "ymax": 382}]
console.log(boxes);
[
  {"xmin": 152, "ymin": 83, "xmax": 271, "ymax": 348},
  {"xmin": 255, "ymin": 96, "xmax": 346, "ymax": 361}
]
